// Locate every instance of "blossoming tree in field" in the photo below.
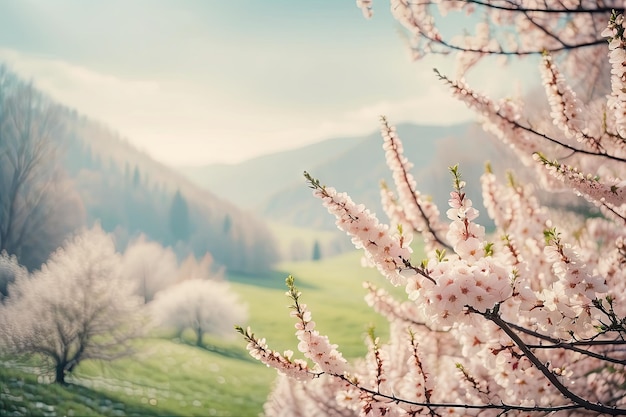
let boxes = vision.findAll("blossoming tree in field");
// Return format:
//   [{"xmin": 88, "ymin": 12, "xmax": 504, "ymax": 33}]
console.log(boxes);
[
  {"xmin": 238, "ymin": 2, "xmax": 625, "ymax": 416},
  {"xmin": 139, "ymin": 245, "xmax": 237, "ymax": 340},
  {"xmin": 122, "ymin": 234, "xmax": 179, "ymax": 303},
  {"xmin": 152, "ymin": 278, "xmax": 247, "ymax": 347},
  {"xmin": 0, "ymin": 225, "xmax": 145, "ymax": 384}
]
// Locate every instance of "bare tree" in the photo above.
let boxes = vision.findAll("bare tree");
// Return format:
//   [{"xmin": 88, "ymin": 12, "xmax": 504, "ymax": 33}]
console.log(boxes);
[
  {"xmin": 0, "ymin": 225, "xmax": 145, "ymax": 384},
  {"xmin": 0, "ymin": 65, "xmax": 84, "ymax": 269}
]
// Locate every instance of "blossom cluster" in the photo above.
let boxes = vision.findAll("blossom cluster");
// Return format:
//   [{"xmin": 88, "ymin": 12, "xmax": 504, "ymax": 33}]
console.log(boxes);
[
  {"xmin": 286, "ymin": 276, "xmax": 348, "ymax": 375},
  {"xmin": 305, "ymin": 173, "xmax": 413, "ymax": 286},
  {"xmin": 539, "ymin": 54, "xmax": 585, "ymax": 142},
  {"xmin": 244, "ymin": 133, "xmax": 624, "ymax": 415},
  {"xmin": 438, "ymin": 50, "xmax": 625, "ymax": 219},
  {"xmin": 356, "ymin": 0, "xmax": 372, "ymax": 19},
  {"xmin": 603, "ymin": 12, "xmax": 626, "ymax": 138},
  {"xmin": 379, "ymin": 116, "xmax": 447, "ymax": 252},
  {"xmin": 236, "ymin": 325, "xmax": 314, "ymax": 381},
  {"xmin": 533, "ymin": 153, "xmax": 626, "ymax": 220},
  {"xmin": 388, "ymin": 0, "xmax": 442, "ymax": 61},
  {"xmin": 239, "ymin": 4, "xmax": 626, "ymax": 416},
  {"xmin": 362, "ymin": 0, "xmax": 620, "ymax": 79}
]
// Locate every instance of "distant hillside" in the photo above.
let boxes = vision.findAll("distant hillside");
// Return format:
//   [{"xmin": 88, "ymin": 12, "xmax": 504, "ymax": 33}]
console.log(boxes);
[
  {"xmin": 0, "ymin": 64, "xmax": 279, "ymax": 273},
  {"xmin": 60, "ymin": 115, "xmax": 279, "ymax": 272},
  {"xmin": 180, "ymin": 135, "xmax": 364, "ymax": 209},
  {"xmin": 263, "ymin": 122, "xmax": 505, "ymax": 229},
  {"xmin": 180, "ymin": 122, "xmax": 510, "ymax": 230}
]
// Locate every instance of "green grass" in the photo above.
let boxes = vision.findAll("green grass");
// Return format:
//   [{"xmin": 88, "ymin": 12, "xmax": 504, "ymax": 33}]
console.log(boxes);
[
  {"xmin": 72, "ymin": 339, "xmax": 275, "ymax": 416},
  {"xmin": 1, "ymin": 243, "xmax": 423, "ymax": 416},
  {"xmin": 2, "ymin": 338, "xmax": 276, "ymax": 417},
  {"xmin": 230, "ymin": 248, "xmax": 416, "ymax": 358}
]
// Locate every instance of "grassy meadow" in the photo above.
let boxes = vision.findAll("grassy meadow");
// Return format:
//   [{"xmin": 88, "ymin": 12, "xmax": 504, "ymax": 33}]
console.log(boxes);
[{"xmin": 1, "ymin": 241, "xmax": 423, "ymax": 417}]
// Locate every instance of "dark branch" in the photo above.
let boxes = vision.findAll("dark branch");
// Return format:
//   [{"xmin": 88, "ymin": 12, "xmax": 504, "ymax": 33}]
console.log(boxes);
[
  {"xmin": 336, "ymin": 373, "xmax": 584, "ymax": 414},
  {"xmin": 484, "ymin": 305, "xmax": 626, "ymax": 415}
]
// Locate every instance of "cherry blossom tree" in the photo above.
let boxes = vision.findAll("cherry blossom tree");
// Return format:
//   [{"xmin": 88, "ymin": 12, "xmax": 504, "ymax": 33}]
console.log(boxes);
[
  {"xmin": 151, "ymin": 279, "xmax": 247, "ymax": 347},
  {"xmin": 0, "ymin": 225, "xmax": 144, "ymax": 384},
  {"xmin": 357, "ymin": 0, "xmax": 619, "ymax": 91},
  {"xmin": 122, "ymin": 238, "xmax": 234, "ymax": 345},
  {"xmin": 238, "ymin": 2, "xmax": 626, "ymax": 416},
  {"xmin": 122, "ymin": 235, "xmax": 179, "ymax": 303},
  {"xmin": 176, "ymin": 252, "xmax": 224, "ymax": 283},
  {"xmin": 0, "ymin": 250, "xmax": 26, "ymax": 299}
]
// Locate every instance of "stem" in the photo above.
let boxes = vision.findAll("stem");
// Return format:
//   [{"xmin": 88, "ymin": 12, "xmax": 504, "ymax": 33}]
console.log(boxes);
[
  {"xmin": 464, "ymin": 1, "xmax": 620, "ymax": 15},
  {"xmin": 380, "ymin": 117, "xmax": 451, "ymax": 251},
  {"xmin": 503, "ymin": 319, "xmax": 626, "ymax": 364},
  {"xmin": 486, "ymin": 307, "xmax": 626, "ymax": 415},
  {"xmin": 337, "ymin": 374, "xmax": 582, "ymax": 413}
]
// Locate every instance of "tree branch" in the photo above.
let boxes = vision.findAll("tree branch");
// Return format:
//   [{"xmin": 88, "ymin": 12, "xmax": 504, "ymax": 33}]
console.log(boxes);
[
  {"xmin": 484, "ymin": 305, "xmax": 626, "ymax": 415},
  {"xmin": 336, "ymin": 374, "xmax": 584, "ymax": 414}
]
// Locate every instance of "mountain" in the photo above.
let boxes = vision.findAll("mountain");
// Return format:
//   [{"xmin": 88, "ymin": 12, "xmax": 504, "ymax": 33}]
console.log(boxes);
[
  {"xmin": 0, "ymin": 65, "xmax": 279, "ymax": 273},
  {"xmin": 180, "ymin": 134, "xmax": 365, "ymax": 209},
  {"xmin": 180, "ymin": 122, "xmax": 508, "ymax": 230},
  {"xmin": 61, "ymin": 116, "xmax": 280, "ymax": 272},
  {"xmin": 264, "ymin": 122, "xmax": 507, "ymax": 229}
]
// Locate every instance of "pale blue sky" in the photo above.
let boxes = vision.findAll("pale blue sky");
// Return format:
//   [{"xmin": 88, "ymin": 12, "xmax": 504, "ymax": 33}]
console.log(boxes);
[{"xmin": 0, "ymin": 1, "xmax": 537, "ymax": 166}]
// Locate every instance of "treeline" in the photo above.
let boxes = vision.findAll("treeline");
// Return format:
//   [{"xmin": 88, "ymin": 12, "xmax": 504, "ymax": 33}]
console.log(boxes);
[{"xmin": 0, "ymin": 64, "xmax": 279, "ymax": 273}]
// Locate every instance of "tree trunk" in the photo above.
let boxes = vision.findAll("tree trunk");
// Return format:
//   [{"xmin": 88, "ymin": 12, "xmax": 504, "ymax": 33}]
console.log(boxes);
[
  {"xmin": 195, "ymin": 326, "xmax": 203, "ymax": 347},
  {"xmin": 55, "ymin": 361, "xmax": 66, "ymax": 384}
]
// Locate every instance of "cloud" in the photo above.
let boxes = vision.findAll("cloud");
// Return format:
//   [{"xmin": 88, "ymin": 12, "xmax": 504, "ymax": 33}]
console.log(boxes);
[
  {"xmin": 0, "ymin": 48, "xmax": 159, "ymax": 101},
  {"xmin": 0, "ymin": 47, "xmax": 539, "ymax": 166},
  {"xmin": 0, "ymin": 49, "xmax": 219, "ymax": 161},
  {"xmin": 216, "ymin": 91, "xmax": 475, "ymax": 165},
  {"xmin": 341, "ymin": 92, "xmax": 474, "ymax": 126}
]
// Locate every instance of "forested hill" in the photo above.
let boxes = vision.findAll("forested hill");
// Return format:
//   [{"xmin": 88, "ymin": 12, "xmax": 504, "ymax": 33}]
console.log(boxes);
[
  {"xmin": 0, "ymin": 65, "xmax": 278, "ymax": 273},
  {"xmin": 62, "ymin": 116, "xmax": 279, "ymax": 272}
]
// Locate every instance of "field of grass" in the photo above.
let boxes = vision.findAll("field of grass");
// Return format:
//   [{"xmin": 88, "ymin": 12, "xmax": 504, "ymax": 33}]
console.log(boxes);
[
  {"xmin": 230, "ymin": 249, "xmax": 411, "ymax": 358},
  {"xmin": 1, "ymin": 243, "xmax": 423, "ymax": 416},
  {"xmin": 1, "ymin": 337, "xmax": 275, "ymax": 417}
]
